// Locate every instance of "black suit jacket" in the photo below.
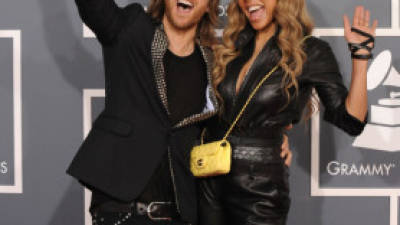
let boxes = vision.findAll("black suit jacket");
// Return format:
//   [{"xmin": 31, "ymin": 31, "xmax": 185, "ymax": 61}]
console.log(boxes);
[{"xmin": 66, "ymin": 1, "xmax": 219, "ymax": 224}]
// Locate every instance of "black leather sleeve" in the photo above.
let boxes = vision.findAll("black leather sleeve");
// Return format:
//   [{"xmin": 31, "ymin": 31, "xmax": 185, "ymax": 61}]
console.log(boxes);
[
  {"xmin": 74, "ymin": 0, "xmax": 144, "ymax": 45},
  {"xmin": 304, "ymin": 38, "xmax": 367, "ymax": 136}
]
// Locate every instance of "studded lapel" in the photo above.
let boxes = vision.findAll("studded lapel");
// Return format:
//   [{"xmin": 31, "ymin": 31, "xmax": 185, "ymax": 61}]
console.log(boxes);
[
  {"xmin": 150, "ymin": 25, "xmax": 219, "ymax": 129},
  {"xmin": 151, "ymin": 25, "xmax": 170, "ymax": 115}
]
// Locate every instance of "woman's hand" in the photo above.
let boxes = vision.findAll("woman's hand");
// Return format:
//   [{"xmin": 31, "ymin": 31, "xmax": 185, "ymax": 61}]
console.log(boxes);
[
  {"xmin": 342, "ymin": 6, "xmax": 376, "ymax": 122},
  {"xmin": 343, "ymin": 6, "xmax": 378, "ymax": 55}
]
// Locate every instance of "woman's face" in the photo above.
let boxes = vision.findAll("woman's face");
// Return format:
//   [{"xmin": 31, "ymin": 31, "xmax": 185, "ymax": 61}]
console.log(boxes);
[{"xmin": 238, "ymin": 0, "xmax": 277, "ymax": 31}]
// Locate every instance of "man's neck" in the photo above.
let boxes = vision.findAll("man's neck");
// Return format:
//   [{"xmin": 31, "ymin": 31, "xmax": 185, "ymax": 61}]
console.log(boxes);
[{"xmin": 162, "ymin": 16, "xmax": 198, "ymax": 57}]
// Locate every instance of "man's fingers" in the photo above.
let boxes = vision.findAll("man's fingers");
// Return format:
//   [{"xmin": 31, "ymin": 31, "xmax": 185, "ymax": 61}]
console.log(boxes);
[
  {"xmin": 281, "ymin": 134, "xmax": 288, "ymax": 145},
  {"xmin": 281, "ymin": 135, "xmax": 289, "ymax": 157},
  {"xmin": 281, "ymin": 147, "xmax": 288, "ymax": 158},
  {"xmin": 280, "ymin": 145, "xmax": 288, "ymax": 157},
  {"xmin": 285, "ymin": 124, "xmax": 293, "ymax": 131}
]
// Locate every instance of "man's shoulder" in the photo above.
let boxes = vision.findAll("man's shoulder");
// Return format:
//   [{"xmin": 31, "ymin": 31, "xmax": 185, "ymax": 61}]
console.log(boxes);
[
  {"xmin": 117, "ymin": 3, "xmax": 157, "ymax": 43},
  {"xmin": 122, "ymin": 3, "xmax": 156, "ymax": 28},
  {"xmin": 123, "ymin": 3, "xmax": 145, "ymax": 17}
]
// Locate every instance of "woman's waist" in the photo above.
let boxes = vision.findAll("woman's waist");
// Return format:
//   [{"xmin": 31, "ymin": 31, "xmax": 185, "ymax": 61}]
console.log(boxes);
[
  {"xmin": 227, "ymin": 135, "xmax": 283, "ymax": 148},
  {"xmin": 205, "ymin": 124, "xmax": 285, "ymax": 145},
  {"xmin": 227, "ymin": 135, "xmax": 284, "ymax": 163}
]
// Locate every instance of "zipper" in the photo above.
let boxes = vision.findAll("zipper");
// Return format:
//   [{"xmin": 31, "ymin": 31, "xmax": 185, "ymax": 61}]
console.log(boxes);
[{"xmin": 167, "ymin": 146, "xmax": 181, "ymax": 214}]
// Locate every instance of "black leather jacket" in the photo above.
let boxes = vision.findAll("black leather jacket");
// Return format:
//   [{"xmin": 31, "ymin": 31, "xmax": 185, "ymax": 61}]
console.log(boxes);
[{"xmin": 207, "ymin": 25, "xmax": 367, "ymax": 140}]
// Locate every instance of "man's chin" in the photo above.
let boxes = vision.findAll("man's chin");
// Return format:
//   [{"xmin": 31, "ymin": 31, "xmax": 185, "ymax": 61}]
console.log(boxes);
[
  {"xmin": 169, "ymin": 18, "xmax": 197, "ymax": 31},
  {"xmin": 175, "ymin": 23, "xmax": 196, "ymax": 31}
]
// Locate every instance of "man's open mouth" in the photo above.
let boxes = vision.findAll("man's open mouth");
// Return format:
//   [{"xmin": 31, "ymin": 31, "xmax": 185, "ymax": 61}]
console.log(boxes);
[{"xmin": 177, "ymin": 0, "xmax": 194, "ymax": 10}]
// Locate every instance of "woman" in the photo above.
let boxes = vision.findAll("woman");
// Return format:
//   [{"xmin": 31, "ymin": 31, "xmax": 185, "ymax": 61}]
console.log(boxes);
[{"xmin": 198, "ymin": 0, "xmax": 377, "ymax": 224}]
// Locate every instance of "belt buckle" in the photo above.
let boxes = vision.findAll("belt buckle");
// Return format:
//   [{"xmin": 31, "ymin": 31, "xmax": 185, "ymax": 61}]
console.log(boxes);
[{"xmin": 147, "ymin": 201, "xmax": 173, "ymax": 221}]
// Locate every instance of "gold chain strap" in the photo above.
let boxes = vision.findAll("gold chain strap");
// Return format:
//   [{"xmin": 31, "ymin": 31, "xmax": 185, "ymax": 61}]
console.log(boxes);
[
  {"xmin": 199, "ymin": 65, "xmax": 278, "ymax": 144},
  {"xmin": 222, "ymin": 65, "xmax": 278, "ymax": 140},
  {"xmin": 200, "ymin": 36, "xmax": 311, "ymax": 143},
  {"xmin": 221, "ymin": 35, "xmax": 311, "ymax": 140}
]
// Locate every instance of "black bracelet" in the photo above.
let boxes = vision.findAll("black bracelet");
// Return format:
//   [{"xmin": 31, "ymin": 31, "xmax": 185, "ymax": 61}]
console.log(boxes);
[{"xmin": 347, "ymin": 27, "xmax": 375, "ymax": 60}]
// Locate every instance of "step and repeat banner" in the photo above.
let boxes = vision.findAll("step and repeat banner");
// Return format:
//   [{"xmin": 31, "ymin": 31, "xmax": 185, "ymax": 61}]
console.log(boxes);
[{"xmin": 0, "ymin": 0, "xmax": 399, "ymax": 225}]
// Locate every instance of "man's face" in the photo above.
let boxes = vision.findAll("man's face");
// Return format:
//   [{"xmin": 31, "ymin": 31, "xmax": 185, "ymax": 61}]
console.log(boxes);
[{"xmin": 164, "ymin": 0, "xmax": 210, "ymax": 30}]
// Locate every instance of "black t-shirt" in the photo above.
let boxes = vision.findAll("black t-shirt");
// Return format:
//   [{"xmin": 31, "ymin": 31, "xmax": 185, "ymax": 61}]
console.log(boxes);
[
  {"xmin": 136, "ymin": 45, "xmax": 207, "ymax": 202},
  {"xmin": 164, "ymin": 46, "xmax": 207, "ymax": 124}
]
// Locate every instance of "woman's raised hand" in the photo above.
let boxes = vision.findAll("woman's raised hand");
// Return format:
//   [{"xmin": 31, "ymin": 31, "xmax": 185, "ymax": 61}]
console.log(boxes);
[{"xmin": 343, "ymin": 6, "xmax": 378, "ymax": 56}]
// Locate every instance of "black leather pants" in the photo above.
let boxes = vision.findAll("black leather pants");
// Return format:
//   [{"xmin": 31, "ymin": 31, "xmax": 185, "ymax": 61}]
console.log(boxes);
[
  {"xmin": 91, "ymin": 211, "xmax": 188, "ymax": 225},
  {"xmin": 89, "ymin": 189, "xmax": 187, "ymax": 225},
  {"xmin": 198, "ymin": 135, "xmax": 290, "ymax": 225}
]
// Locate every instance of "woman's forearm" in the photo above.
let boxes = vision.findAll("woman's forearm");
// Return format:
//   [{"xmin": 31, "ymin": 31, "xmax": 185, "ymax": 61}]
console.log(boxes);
[
  {"xmin": 342, "ymin": 5, "xmax": 378, "ymax": 122},
  {"xmin": 345, "ymin": 59, "xmax": 368, "ymax": 121}
]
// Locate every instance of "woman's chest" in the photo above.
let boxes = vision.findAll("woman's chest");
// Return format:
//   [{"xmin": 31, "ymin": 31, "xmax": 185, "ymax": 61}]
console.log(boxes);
[{"xmin": 218, "ymin": 61, "xmax": 312, "ymax": 121}]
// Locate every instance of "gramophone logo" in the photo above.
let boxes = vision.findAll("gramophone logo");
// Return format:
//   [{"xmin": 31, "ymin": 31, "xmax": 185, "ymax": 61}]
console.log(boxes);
[{"xmin": 353, "ymin": 50, "xmax": 400, "ymax": 151}]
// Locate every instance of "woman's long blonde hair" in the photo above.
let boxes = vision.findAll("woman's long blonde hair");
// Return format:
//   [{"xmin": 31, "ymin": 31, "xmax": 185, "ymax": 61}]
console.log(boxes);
[{"xmin": 213, "ymin": 0, "xmax": 317, "ymax": 119}]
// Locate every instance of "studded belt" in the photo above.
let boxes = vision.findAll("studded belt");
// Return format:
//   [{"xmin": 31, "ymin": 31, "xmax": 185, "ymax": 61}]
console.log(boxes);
[
  {"xmin": 135, "ymin": 201, "xmax": 179, "ymax": 220},
  {"xmin": 94, "ymin": 200, "xmax": 179, "ymax": 221}
]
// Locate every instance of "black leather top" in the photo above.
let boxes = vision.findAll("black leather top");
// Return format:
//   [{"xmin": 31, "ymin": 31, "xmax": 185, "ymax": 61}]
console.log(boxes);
[{"xmin": 207, "ymin": 25, "xmax": 368, "ymax": 140}]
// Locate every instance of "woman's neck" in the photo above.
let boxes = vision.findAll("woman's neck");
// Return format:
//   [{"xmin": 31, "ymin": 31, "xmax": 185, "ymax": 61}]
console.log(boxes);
[{"xmin": 254, "ymin": 22, "xmax": 277, "ymax": 54}]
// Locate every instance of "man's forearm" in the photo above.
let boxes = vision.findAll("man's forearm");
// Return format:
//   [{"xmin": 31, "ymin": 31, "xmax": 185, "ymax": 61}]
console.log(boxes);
[{"xmin": 75, "ymin": 0, "xmax": 122, "ymax": 44}]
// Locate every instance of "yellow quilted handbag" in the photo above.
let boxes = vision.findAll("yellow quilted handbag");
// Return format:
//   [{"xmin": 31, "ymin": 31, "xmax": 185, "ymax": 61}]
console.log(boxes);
[
  {"xmin": 190, "ymin": 65, "xmax": 280, "ymax": 177},
  {"xmin": 190, "ymin": 138, "xmax": 232, "ymax": 177}
]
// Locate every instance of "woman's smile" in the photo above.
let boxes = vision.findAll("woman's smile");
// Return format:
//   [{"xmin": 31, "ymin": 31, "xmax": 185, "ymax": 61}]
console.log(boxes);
[
  {"xmin": 247, "ymin": 5, "xmax": 266, "ymax": 22},
  {"xmin": 238, "ymin": 0, "xmax": 277, "ymax": 31}
]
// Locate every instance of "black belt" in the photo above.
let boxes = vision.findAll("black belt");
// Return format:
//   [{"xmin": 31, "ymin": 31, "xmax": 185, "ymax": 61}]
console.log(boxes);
[{"xmin": 94, "ymin": 200, "xmax": 179, "ymax": 221}]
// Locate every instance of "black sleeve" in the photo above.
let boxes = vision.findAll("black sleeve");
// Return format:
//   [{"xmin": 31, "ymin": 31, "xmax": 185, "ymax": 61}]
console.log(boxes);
[
  {"xmin": 303, "ymin": 38, "xmax": 367, "ymax": 136},
  {"xmin": 75, "ymin": 0, "xmax": 144, "ymax": 45}
]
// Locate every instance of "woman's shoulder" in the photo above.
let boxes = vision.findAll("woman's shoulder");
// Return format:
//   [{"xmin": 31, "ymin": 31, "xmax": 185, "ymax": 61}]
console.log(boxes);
[
  {"xmin": 302, "ymin": 36, "xmax": 340, "ymax": 74},
  {"xmin": 303, "ymin": 36, "xmax": 332, "ymax": 53},
  {"xmin": 302, "ymin": 36, "xmax": 338, "ymax": 64}
]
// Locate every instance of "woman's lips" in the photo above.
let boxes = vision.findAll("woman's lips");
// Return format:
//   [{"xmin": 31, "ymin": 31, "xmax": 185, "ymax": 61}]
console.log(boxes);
[{"xmin": 248, "ymin": 6, "xmax": 266, "ymax": 22}]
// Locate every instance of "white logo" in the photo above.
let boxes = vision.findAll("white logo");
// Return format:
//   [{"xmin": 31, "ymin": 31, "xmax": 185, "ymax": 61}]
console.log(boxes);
[
  {"xmin": 0, "ymin": 161, "xmax": 7, "ymax": 174},
  {"xmin": 0, "ymin": 30, "xmax": 22, "ymax": 193},
  {"xmin": 218, "ymin": 4, "xmax": 228, "ymax": 17},
  {"xmin": 326, "ymin": 161, "xmax": 396, "ymax": 176},
  {"xmin": 353, "ymin": 50, "xmax": 400, "ymax": 152}
]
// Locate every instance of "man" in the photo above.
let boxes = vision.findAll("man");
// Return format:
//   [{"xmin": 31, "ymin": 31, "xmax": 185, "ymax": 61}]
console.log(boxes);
[{"xmin": 66, "ymin": 0, "xmax": 292, "ymax": 224}]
